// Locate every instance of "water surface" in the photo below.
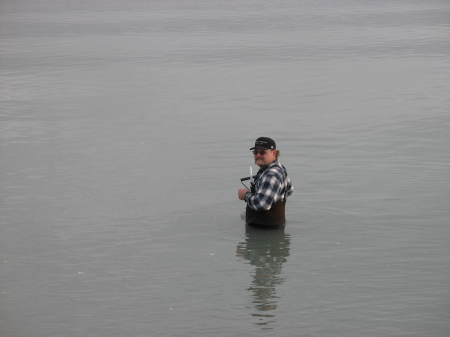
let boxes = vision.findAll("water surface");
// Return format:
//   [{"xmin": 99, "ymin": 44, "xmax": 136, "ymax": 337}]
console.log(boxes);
[{"xmin": 1, "ymin": 1, "xmax": 450, "ymax": 336}]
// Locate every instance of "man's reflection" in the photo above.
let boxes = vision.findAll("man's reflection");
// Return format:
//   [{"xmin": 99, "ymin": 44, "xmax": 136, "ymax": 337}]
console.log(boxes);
[{"xmin": 236, "ymin": 225, "xmax": 291, "ymax": 327}]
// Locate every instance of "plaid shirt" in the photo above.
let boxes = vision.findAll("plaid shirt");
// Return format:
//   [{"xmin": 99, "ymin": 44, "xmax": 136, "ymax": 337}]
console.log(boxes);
[{"xmin": 245, "ymin": 160, "xmax": 293, "ymax": 211}]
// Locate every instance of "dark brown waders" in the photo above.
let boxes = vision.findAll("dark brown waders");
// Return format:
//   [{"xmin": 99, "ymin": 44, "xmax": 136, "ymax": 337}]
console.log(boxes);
[{"xmin": 245, "ymin": 200, "xmax": 286, "ymax": 229}]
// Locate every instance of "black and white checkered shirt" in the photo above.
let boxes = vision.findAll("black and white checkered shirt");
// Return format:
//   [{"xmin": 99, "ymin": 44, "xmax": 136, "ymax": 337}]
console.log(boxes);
[{"xmin": 245, "ymin": 160, "xmax": 293, "ymax": 211}]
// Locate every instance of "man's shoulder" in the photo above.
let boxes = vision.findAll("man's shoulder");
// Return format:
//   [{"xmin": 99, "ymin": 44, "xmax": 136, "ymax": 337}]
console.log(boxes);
[{"xmin": 264, "ymin": 162, "xmax": 285, "ymax": 179}]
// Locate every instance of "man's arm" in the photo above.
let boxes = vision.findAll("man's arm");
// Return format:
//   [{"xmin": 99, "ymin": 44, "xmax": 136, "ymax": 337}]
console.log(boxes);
[
  {"xmin": 245, "ymin": 173, "xmax": 283, "ymax": 211},
  {"xmin": 286, "ymin": 176, "xmax": 294, "ymax": 197}
]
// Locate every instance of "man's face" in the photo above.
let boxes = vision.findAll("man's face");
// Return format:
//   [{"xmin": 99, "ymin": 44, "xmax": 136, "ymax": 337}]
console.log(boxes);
[{"xmin": 253, "ymin": 148, "xmax": 277, "ymax": 167}]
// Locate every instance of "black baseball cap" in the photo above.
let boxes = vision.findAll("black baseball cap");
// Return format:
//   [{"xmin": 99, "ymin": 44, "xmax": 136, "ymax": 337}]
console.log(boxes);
[{"xmin": 249, "ymin": 137, "xmax": 276, "ymax": 150}]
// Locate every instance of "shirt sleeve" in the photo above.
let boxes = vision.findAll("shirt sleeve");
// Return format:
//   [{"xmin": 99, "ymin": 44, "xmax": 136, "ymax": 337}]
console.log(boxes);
[
  {"xmin": 286, "ymin": 176, "xmax": 294, "ymax": 196},
  {"xmin": 245, "ymin": 173, "xmax": 283, "ymax": 211}
]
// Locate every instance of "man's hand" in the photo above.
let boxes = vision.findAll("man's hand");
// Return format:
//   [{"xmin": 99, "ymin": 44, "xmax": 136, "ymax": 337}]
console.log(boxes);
[{"xmin": 238, "ymin": 188, "xmax": 250, "ymax": 200}]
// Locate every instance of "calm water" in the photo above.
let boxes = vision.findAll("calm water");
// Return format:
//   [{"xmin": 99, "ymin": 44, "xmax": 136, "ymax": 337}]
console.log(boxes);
[{"xmin": 1, "ymin": 1, "xmax": 450, "ymax": 336}]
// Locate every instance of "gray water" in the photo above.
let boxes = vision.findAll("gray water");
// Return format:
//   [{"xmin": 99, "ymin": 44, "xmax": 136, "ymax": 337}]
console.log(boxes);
[{"xmin": 1, "ymin": 0, "xmax": 450, "ymax": 336}]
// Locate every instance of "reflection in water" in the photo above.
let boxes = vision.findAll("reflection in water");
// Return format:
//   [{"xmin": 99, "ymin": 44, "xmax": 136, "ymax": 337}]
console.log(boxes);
[{"xmin": 236, "ymin": 225, "xmax": 291, "ymax": 328}]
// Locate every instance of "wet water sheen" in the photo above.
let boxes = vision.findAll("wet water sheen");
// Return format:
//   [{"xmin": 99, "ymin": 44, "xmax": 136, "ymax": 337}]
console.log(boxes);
[{"xmin": 1, "ymin": 1, "xmax": 450, "ymax": 336}]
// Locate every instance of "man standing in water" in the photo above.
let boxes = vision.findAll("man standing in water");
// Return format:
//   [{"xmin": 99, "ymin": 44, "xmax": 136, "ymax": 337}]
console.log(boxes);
[{"xmin": 238, "ymin": 137, "xmax": 293, "ymax": 228}]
